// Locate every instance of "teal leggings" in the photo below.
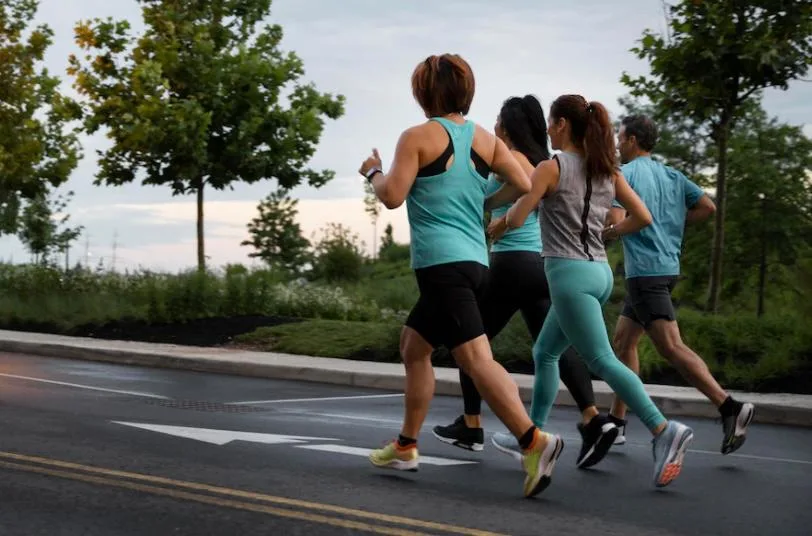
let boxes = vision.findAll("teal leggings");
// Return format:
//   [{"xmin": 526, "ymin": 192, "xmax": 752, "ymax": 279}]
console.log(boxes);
[{"xmin": 530, "ymin": 257, "xmax": 666, "ymax": 432}]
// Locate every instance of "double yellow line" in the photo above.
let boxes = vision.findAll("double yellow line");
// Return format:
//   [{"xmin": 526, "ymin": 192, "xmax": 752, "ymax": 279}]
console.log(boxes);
[{"xmin": 0, "ymin": 451, "xmax": 507, "ymax": 536}]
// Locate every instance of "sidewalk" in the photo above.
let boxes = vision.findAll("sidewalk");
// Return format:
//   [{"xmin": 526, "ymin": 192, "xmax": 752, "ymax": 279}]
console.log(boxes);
[{"xmin": 0, "ymin": 329, "xmax": 809, "ymax": 427}]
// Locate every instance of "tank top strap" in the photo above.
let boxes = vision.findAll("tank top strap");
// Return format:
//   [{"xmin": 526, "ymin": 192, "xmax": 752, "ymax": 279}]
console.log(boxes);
[{"xmin": 430, "ymin": 117, "xmax": 475, "ymax": 173}]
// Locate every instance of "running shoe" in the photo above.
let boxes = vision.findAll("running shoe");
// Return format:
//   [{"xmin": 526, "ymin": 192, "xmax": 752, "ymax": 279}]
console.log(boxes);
[
  {"xmin": 651, "ymin": 420, "xmax": 693, "ymax": 488},
  {"xmin": 369, "ymin": 440, "xmax": 419, "ymax": 472},
  {"xmin": 576, "ymin": 415, "xmax": 618, "ymax": 468},
  {"xmin": 721, "ymin": 402, "xmax": 754, "ymax": 455},
  {"xmin": 610, "ymin": 416, "xmax": 627, "ymax": 445},
  {"xmin": 522, "ymin": 429, "xmax": 565, "ymax": 498},
  {"xmin": 491, "ymin": 431, "xmax": 523, "ymax": 462},
  {"xmin": 432, "ymin": 415, "xmax": 485, "ymax": 452}
]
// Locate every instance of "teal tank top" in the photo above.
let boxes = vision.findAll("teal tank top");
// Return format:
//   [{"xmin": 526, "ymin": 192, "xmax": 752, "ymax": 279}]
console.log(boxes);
[
  {"xmin": 406, "ymin": 118, "xmax": 490, "ymax": 269},
  {"xmin": 485, "ymin": 174, "xmax": 542, "ymax": 253}
]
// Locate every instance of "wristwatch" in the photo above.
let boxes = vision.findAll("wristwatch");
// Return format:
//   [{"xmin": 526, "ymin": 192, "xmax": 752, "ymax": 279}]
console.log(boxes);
[{"xmin": 364, "ymin": 167, "xmax": 382, "ymax": 181}]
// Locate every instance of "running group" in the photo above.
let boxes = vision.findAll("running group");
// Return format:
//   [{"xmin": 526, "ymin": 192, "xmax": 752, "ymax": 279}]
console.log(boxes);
[{"xmin": 358, "ymin": 53, "xmax": 755, "ymax": 499}]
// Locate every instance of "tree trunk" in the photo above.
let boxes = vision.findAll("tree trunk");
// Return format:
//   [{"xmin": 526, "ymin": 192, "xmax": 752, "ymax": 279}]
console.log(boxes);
[
  {"xmin": 196, "ymin": 181, "xmax": 205, "ymax": 272},
  {"xmin": 372, "ymin": 219, "xmax": 378, "ymax": 260},
  {"xmin": 707, "ymin": 121, "xmax": 729, "ymax": 313},
  {"xmin": 757, "ymin": 196, "xmax": 767, "ymax": 317}
]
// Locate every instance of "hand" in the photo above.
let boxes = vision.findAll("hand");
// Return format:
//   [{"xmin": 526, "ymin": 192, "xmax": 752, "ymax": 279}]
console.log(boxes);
[
  {"xmin": 601, "ymin": 224, "xmax": 619, "ymax": 243},
  {"xmin": 487, "ymin": 216, "xmax": 508, "ymax": 242},
  {"xmin": 359, "ymin": 148, "xmax": 383, "ymax": 177}
]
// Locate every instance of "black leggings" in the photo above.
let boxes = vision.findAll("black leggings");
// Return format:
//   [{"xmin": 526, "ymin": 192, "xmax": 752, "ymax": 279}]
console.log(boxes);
[{"xmin": 460, "ymin": 251, "xmax": 596, "ymax": 415}]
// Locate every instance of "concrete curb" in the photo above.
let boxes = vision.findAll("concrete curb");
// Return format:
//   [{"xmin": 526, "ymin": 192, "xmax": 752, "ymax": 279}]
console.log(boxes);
[{"xmin": 0, "ymin": 330, "xmax": 810, "ymax": 427}]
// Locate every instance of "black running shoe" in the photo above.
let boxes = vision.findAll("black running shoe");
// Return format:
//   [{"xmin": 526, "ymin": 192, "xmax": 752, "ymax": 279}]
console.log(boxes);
[
  {"xmin": 576, "ymin": 414, "xmax": 619, "ymax": 469},
  {"xmin": 432, "ymin": 415, "xmax": 484, "ymax": 452},
  {"xmin": 721, "ymin": 402, "xmax": 755, "ymax": 455}
]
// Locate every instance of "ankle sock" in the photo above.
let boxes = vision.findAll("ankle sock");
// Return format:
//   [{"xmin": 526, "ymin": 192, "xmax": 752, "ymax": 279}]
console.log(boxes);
[
  {"xmin": 518, "ymin": 426, "xmax": 537, "ymax": 450},
  {"xmin": 397, "ymin": 435, "xmax": 417, "ymax": 448},
  {"xmin": 719, "ymin": 396, "xmax": 740, "ymax": 417}
]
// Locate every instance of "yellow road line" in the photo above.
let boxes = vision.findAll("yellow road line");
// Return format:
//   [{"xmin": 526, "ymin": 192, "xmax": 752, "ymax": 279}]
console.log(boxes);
[
  {"xmin": 0, "ymin": 460, "xmax": 421, "ymax": 536},
  {"xmin": 0, "ymin": 451, "xmax": 507, "ymax": 536}
]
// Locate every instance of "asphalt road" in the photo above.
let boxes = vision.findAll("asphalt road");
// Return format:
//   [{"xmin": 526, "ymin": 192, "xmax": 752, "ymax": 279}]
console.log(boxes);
[{"xmin": 0, "ymin": 352, "xmax": 809, "ymax": 536}]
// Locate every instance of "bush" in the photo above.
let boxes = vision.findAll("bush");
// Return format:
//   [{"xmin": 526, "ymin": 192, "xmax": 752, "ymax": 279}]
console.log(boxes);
[
  {"xmin": 310, "ymin": 223, "xmax": 366, "ymax": 283},
  {"xmin": 0, "ymin": 263, "xmax": 384, "ymax": 328}
]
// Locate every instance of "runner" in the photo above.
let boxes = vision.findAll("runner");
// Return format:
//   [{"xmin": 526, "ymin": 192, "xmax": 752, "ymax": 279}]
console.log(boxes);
[
  {"xmin": 488, "ymin": 94, "xmax": 694, "ymax": 488},
  {"xmin": 432, "ymin": 94, "xmax": 618, "ymax": 469},
  {"xmin": 359, "ymin": 54, "xmax": 564, "ymax": 498},
  {"xmin": 607, "ymin": 114, "xmax": 755, "ymax": 453}
]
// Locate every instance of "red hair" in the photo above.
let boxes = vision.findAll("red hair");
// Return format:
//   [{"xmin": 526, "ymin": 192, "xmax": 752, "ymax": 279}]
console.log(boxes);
[{"xmin": 411, "ymin": 54, "xmax": 475, "ymax": 117}]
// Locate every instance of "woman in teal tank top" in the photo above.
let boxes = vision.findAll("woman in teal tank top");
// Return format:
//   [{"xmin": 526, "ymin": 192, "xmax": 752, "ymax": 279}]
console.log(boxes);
[
  {"xmin": 358, "ymin": 54, "xmax": 564, "ymax": 498},
  {"xmin": 433, "ymin": 95, "xmax": 619, "ymax": 471}
]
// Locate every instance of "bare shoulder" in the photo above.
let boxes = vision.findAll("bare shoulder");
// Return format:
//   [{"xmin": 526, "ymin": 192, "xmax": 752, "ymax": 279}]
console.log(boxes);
[{"xmin": 471, "ymin": 122, "xmax": 498, "ymax": 163}]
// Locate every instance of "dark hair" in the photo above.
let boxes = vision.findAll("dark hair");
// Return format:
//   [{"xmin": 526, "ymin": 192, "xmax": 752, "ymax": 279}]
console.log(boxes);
[
  {"xmin": 621, "ymin": 114, "xmax": 659, "ymax": 152},
  {"xmin": 550, "ymin": 94, "xmax": 618, "ymax": 180},
  {"xmin": 499, "ymin": 95, "xmax": 550, "ymax": 166},
  {"xmin": 411, "ymin": 54, "xmax": 475, "ymax": 118}
]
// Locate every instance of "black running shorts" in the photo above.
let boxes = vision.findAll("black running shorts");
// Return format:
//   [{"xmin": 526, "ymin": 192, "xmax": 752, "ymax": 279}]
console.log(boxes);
[
  {"xmin": 405, "ymin": 261, "xmax": 489, "ymax": 350},
  {"xmin": 620, "ymin": 275, "xmax": 680, "ymax": 328}
]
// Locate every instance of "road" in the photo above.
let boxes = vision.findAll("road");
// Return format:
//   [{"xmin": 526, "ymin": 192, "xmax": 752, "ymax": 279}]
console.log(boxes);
[{"xmin": 0, "ymin": 352, "xmax": 809, "ymax": 536}]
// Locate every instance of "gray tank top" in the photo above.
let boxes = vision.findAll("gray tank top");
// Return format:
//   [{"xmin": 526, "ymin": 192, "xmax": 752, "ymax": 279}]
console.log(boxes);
[{"xmin": 539, "ymin": 151, "xmax": 615, "ymax": 262}]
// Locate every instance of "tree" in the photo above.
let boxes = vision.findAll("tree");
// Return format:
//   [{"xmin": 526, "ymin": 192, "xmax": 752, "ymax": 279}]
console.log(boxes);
[
  {"xmin": 241, "ymin": 188, "xmax": 310, "ymax": 273},
  {"xmin": 363, "ymin": 181, "xmax": 381, "ymax": 259},
  {"xmin": 379, "ymin": 223, "xmax": 394, "ymax": 252},
  {"xmin": 310, "ymin": 222, "xmax": 365, "ymax": 282},
  {"xmin": 720, "ymin": 103, "xmax": 812, "ymax": 315},
  {"xmin": 622, "ymin": 0, "xmax": 812, "ymax": 312},
  {"xmin": 68, "ymin": 0, "xmax": 345, "ymax": 271},
  {"xmin": 17, "ymin": 190, "xmax": 83, "ymax": 265},
  {"xmin": 0, "ymin": 0, "xmax": 81, "ymax": 235}
]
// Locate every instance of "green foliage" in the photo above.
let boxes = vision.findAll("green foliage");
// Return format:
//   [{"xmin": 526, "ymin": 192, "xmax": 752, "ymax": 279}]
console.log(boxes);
[
  {"xmin": 310, "ymin": 222, "xmax": 366, "ymax": 283},
  {"xmin": 242, "ymin": 188, "xmax": 311, "ymax": 273},
  {"xmin": 622, "ymin": 0, "xmax": 812, "ymax": 312},
  {"xmin": 378, "ymin": 223, "xmax": 410, "ymax": 264},
  {"xmin": 0, "ymin": 263, "xmax": 384, "ymax": 329},
  {"xmin": 0, "ymin": 0, "xmax": 81, "ymax": 234},
  {"xmin": 68, "ymin": 0, "xmax": 345, "ymax": 269},
  {"xmin": 17, "ymin": 190, "xmax": 83, "ymax": 265}
]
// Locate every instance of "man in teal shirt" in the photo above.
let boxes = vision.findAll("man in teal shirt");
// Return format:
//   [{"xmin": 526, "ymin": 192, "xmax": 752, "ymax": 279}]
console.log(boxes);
[{"xmin": 606, "ymin": 114, "xmax": 754, "ymax": 456}]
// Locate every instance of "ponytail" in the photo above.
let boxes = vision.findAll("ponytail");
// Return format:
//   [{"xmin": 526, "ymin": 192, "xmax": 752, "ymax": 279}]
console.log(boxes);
[
  {"xmin": 550, "ymin": 95, "xmax": 619, "ymax": 180},
  {"xmin": 583, "ymin": 101, "xmax": 618, "ymax": 179}
]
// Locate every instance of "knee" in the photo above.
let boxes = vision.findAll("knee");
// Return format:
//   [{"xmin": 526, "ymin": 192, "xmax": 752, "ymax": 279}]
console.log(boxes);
[
  {"xmin": 451, "ymin": 336, "xmax": 493, "ymax": 375},
  {"xmin": 400, "ymin": 327, "xmax": 432, "ymax": 366}
]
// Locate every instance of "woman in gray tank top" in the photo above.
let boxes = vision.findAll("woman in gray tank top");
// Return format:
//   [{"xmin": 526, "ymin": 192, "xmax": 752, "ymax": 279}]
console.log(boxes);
[{"xmin": 489, "ymin": 94, "xmax": 695, "ymax": 489}]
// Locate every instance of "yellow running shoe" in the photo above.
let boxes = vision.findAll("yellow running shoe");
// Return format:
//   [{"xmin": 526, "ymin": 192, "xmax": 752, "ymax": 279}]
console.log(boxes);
[
  {"xmin": 522, "ymin": 429, "xmax": 564, "ymax": 498},
  {"xmin": 369, "ymin": 440, "xmax": 419, "ymax": 472}
]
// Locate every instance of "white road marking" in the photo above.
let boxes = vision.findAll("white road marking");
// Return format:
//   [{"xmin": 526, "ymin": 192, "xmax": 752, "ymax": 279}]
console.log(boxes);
[
  {"xmin": 295, "ymin": 444, "xmax": 478, "ymax": 466},
  {"xmin": 231, "ymin": 393, "xmax": 404, "ymax": 406},
  {"xmin": 0, "ymin": 373, "xmax": 168, "ymax": 399},
  {"xmin": 610, "ymin": 438, "xmax": 812, "ymax": 466},
  {"xmin": 113, "ymin": 422, "xmax": 340, "ymax": 446}
]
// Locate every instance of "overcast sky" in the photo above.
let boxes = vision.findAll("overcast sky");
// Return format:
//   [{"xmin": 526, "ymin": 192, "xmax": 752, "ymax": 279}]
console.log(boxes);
[{"xmin": 1, "ymin": 0, "xmax": 810, "ymax": 272}]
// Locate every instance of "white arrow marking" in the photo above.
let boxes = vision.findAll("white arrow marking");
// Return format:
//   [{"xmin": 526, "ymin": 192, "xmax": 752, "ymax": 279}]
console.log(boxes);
[
  {"xmin": 296, "ymin": 444, "xmax": 478, "ymax": 466},
  {"xmin": 112, "ymin": 422, "xmax": 340, "ymax": 446}
]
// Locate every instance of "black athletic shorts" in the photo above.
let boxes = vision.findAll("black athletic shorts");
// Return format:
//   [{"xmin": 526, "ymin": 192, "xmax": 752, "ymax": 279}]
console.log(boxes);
[
  {"xmin": 405, "ymin": 261, "xmax": 489, "ymax": 350},
  {"xmin": 480, "ymin": 251, "xmax": 549, "ymax": 339},
  {"xmin": 620, "ymin": 275, "xmax": 679, "ymax": 328}
]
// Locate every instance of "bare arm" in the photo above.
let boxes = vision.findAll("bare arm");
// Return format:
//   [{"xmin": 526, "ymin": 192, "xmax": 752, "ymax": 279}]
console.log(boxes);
[
  {"xmin": 603, "ymin": 172, "xmax": 652, "ymax": 241},
  {"xmin": 489, "ymin": 138, "xmax": 531, "ymax": 198},
  {"xmin": 686, "ymin": 195, "xmax": 716, "ymax": 224},
  {"xmin": 504, "ymin": 159, "xmax": 558, "ymax": 230},
  {"xmin": 359, "ymin": 129, "xmax": 420, "ymax": 210},
  {"xmin": 607, "ymin": 207, "xmax": 626, "ymax": 227},
  {"xmin": 485, "ymin": 149, "xmax": 533, "ymax": 211}
]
